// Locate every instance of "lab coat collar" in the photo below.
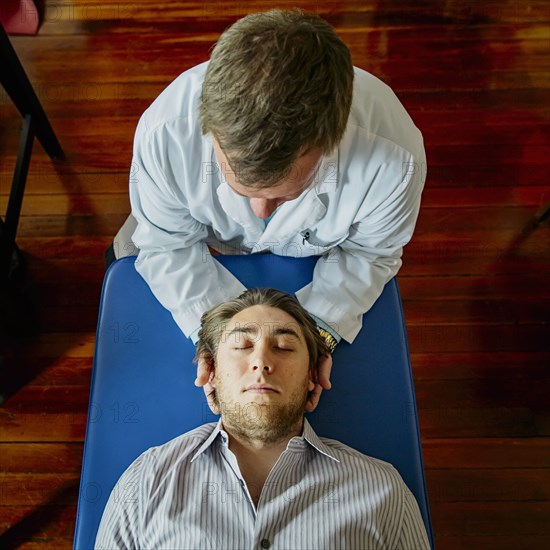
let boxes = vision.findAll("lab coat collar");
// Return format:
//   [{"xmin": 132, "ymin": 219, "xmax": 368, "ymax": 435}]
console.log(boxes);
[{"xmin": 314, "ymin": 146, "xmax": 339, "ymax": 195}]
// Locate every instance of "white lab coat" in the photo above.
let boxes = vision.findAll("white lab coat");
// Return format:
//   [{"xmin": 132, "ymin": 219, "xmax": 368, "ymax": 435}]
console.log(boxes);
[{"xmin": 128, "ymin": 62, "xmax": 426, "ymax": 343}]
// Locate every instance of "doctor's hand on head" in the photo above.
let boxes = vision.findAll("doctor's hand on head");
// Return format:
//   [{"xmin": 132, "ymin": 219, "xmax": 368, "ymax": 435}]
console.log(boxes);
[
  {"xmin": 305, "ymin": 353, "xmax": 332, "ymax": 412},
  {"xmin": 194, "ymin": 352, "xmax": 333, "ymax": 415}
]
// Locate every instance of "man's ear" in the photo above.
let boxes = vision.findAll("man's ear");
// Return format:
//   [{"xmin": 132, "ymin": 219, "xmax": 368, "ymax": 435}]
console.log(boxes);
[
  {"xmin": 207, "ymin": 354, "xmax": 217, "ymax": 387},
  {"xmin": 199, "ymin": 351, "xmax": 217, "ymax": 386}
]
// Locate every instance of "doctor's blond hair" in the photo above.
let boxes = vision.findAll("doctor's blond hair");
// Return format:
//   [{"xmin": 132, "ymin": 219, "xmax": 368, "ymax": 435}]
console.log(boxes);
[{"xmin": 199, "ymin": 9, "xmax": 354, "ymax": 187}]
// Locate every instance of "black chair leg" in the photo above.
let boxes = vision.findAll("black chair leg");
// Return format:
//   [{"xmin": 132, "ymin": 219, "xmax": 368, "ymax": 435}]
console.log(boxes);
[
  {"xmin": 534, "ymin": 199, "xmax": 550, "ymax": 224},
  {"xmin": 0, "ymin": 23, "xmax": 63, "ymax": 159},
  {"xmin": 1, "ymin": 115, "xmax": 34, "ymax": 281},
  {"xmin": 0, "ymin": 23, "xmax": 64, "ymax": 281}
]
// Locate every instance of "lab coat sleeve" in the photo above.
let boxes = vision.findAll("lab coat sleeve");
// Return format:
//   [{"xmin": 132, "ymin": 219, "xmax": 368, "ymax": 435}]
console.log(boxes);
[
  {"xmin": 295, "ymin": 146, "xmax": 426, "ymax": 344},
  {"xmin": 129, "ymin": 118, "xmax": 247, "ymax": 337}
]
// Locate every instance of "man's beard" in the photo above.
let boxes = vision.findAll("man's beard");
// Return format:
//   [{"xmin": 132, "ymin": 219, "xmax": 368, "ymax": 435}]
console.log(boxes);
[{"xmin": 214, "ymin": 374, "xmax": 310, "ymax": 445}]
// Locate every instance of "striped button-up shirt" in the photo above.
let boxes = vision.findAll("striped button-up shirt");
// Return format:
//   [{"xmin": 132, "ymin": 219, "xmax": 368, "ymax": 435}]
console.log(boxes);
[{"xmin": 95, "ymin": 420, "xmax": 430, "ymax": 549}]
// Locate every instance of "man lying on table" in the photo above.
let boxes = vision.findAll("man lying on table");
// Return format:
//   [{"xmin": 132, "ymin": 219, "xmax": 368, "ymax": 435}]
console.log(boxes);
[{"xmin": 95, "ymin": 288, "xmax": 430, "ymax": 550}]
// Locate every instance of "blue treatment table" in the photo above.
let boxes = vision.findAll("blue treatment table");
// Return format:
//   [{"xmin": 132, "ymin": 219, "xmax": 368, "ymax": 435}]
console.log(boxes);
[{"xmin": 74, "ymin": 255, "xmax": 434, "ymax": 549}]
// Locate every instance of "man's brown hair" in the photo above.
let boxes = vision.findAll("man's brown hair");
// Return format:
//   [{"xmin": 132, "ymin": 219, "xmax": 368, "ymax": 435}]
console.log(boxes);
[
  {"xmin": 194, "ymin": 288, "xmax": 330, "ymax": 370},
  {"xmin": 199, "ymin": 8, "xmax": 354, "ymax": 187}
]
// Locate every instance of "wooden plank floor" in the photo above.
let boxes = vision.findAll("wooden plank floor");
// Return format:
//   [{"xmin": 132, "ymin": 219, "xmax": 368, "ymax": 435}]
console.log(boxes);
[{"xmin": 1, "ymin": 1, "xmax": 549, "ymax": 548}]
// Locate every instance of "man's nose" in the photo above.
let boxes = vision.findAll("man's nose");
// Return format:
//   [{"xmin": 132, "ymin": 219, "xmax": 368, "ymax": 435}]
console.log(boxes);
[
  {"xmin": 251, "ymin": 346, "xmax": 275, "ymax": 373},
  {"xmin": 249, "ymin": 198, "xmax": 279, "ymax": 219},
  {"xmin": 252, "ymin": 363, "xmax": 272, "ymax": 373}
]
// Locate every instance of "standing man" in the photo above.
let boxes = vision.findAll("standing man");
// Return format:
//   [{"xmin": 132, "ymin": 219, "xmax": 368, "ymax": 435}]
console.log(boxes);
[{"xmin": 112, "ymin": 9, "xmax": 426, "ymax": 407}]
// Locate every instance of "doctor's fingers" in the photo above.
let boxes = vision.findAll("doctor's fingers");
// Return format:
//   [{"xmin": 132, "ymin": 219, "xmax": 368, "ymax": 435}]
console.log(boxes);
[{"xmin": 317, "ymin": 354, "xmax": 333, "ymax": 390}]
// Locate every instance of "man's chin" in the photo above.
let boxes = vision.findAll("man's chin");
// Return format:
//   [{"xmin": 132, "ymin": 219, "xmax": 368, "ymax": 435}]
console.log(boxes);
[
  {"xmin": 242, "ymin": 391, "xmax": 282, "ymax": 405},
  {"xmin": 218, "ymin": 398, "xmax": 307, "ymax": 444}
]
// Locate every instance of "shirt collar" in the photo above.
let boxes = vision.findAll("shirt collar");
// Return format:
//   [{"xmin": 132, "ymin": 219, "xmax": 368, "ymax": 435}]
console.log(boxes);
[
  {"xmin": 190, "ymin": 419, "xmax": 224, "ymax": 463},
  {"xmin": 298, "ymin": 418, "xmax": 340, "ymax": 462},
  {"xmin": 190, "ymin": 418, "xmax": 340, "ymax": 463}
]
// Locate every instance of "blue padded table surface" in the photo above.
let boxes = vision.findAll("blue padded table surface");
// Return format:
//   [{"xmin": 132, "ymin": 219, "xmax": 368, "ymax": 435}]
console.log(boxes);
[{"xmin": 74, "ymin": 255, "xmax": 434, "ymax": 549}]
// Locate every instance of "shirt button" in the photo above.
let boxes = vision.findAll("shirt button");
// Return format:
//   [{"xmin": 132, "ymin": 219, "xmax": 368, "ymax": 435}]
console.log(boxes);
[{"xmin": 260, "ymin": 539, "xmax": 270, "ymax": 549}]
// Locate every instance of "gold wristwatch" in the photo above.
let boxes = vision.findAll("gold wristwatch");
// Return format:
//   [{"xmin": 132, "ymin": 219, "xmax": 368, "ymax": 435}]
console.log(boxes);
[{"xmin": 317, "ymin": 327, "xmax": 338, "ymax": 354}]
